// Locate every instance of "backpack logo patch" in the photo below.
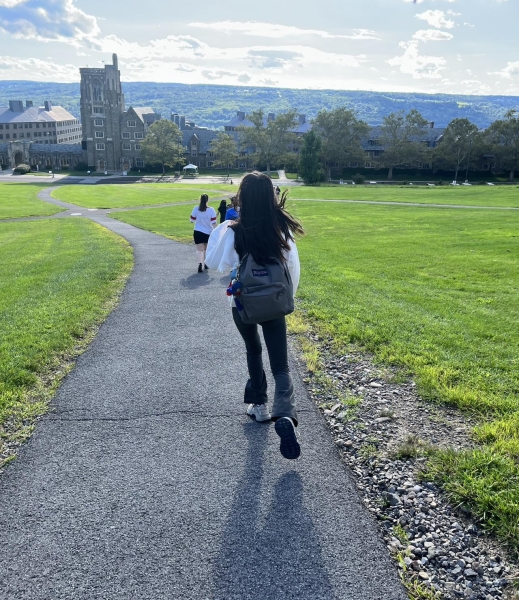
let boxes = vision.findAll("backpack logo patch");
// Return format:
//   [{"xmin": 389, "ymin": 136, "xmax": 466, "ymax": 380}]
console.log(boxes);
[{"xmin": 252, "ymin": 268, "xmax": 268, "ymax": 277}]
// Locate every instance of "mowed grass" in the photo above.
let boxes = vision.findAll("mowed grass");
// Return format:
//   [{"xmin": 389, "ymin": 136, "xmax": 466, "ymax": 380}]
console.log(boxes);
[
  {"xmin": 286, "ymin": 184, "xmax": 519, "ymax": 208},
  {"xmin": 288, "ymin": 200, "xmax": 519, "ymax": 551},
  {"xmin": 111, "ymin": 204, "xmax": 197, "ymax": 243},
  {"xmin": 52, "ymin": 183, "xmax": 236, "ymax": 209},
  {"xmin": 0, "ymin": 183, "xmax": 61, "ymax": 219},
  {"xmin": 0, "ymin": 219, "xmax": 132, "ymax": 465}
]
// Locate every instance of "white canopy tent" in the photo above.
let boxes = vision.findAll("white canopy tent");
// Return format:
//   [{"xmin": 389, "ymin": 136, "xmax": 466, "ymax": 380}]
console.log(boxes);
[{"xmin": 183, "ymin": 164, "xmax": 198, "ymax": 172}]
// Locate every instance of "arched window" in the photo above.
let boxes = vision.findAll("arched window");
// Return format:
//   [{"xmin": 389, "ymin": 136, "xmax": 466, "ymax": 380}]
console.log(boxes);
[
  {"xmin": 61, "ymin": 156, "xmax": 69, "ymax": 167},
  {"xmin": 92, "ymin": 78, "xmax": 103, "ymax": 103},
  {"xmin": 46, "ymin": 157, "xmax": 52, "ymax": 166}
]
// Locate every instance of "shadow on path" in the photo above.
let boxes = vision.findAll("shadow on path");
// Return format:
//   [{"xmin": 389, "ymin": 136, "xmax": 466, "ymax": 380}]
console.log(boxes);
[{"xmin": 213, "ymin": 422, "xmax": 334, "ymax": 600}]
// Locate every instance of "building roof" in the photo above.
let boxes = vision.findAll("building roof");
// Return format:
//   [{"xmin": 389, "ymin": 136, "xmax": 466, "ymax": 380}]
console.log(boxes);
[
  {"xmin": 128, "ymin": 106, "xmax": 160, "ymax": 124},
  {"xmin": 0, "ymin": 105, "xmax": 77, "ymax": 124},
  {"xmin": 0, "ymin": 142, "xmax": 82, "ymax": 153}
]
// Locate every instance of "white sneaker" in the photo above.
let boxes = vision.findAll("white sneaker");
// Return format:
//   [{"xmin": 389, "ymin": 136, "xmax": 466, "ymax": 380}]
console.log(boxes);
[{"xmin": 247, "ymin": 403, "xmax": 271, "ymax": 422}]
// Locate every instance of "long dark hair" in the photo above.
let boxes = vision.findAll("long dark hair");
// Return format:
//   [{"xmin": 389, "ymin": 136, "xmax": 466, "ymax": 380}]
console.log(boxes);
[
  {"xmin": 198, "ymin": 194, "xmax": 209, "ymax": 212},
  {"xmin": 231, "ymin": 171, "xmax": 304, "ymax": 264}
]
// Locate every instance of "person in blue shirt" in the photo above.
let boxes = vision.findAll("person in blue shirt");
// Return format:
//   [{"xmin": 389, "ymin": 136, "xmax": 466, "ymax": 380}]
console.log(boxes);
[{"xmin": 225, "ymin": 196, "xmax": 239, "ymax": 220}]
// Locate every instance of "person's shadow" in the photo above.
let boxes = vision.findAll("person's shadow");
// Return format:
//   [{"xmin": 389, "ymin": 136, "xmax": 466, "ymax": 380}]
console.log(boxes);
[
  {"xmin": 179, "ymin": 272, "xmax": 212, "ymax": 288},
  {"xmin": 212, "ymin": 423, "xmax": 334, "ymax": 599}
]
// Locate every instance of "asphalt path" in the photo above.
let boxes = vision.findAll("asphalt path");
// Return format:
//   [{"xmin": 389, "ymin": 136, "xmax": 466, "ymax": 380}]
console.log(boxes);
[{"xmin": 0, "ymin": 189, "xmax": 407, "ymax": 599}]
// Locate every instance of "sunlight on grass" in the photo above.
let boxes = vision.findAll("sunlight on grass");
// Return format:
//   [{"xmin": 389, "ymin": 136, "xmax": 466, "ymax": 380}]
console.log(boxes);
[
  {"xmin": 0, "ymin": 183, "xmax": 61, "ymax": 219},
  {"xmin": 0, "ymin": 219, "xmax": 132, "ymax": 465},
  {"xmin": 52, "ymin": 183, "xmax": 236, "ymax": 209},
  {"xmin": 286, "ymin": 185, "xmax": 519, "ymax": 208}
]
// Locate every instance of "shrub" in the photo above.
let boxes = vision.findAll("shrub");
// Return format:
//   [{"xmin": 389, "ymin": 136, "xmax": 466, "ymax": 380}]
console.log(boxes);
[
  {"xmin": 352, "ymin": 173, "xmax": 366, "ymax": 184},
  {"xmin": 475, "ymin": 180, "xmax": 487, "ymax": 186},
  {"xmin": 13, "ymin": 164, "xmax": 31, "ymax": 174},
  {"xmin": 74, "ymin": 162, "xmax": 89, "ymax": 172},
  {"xmin": 435, "ymin": 180, "xmax": 444, "ymax": 186}
]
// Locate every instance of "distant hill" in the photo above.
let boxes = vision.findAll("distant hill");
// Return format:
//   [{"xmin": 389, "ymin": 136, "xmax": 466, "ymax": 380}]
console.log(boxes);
[{"xmin": 1, "ymin": 80, "xmax": 518, "ymax": 130}]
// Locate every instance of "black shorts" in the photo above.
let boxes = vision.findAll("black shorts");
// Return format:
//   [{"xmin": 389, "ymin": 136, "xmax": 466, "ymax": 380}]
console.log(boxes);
[{"xmin": 193, "ymin": 230, "xmax": 210, "ymax": 244}]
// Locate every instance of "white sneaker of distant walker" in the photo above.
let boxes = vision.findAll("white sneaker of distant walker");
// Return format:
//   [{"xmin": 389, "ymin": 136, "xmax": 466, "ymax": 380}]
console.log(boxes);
[{"xmin": 247, "ymin": 403, "xmax": 271, "ymax": 422}]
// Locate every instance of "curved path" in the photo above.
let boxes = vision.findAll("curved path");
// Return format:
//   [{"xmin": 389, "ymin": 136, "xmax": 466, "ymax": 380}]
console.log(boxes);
[{"xmin": 0, "ymin": 188, "xmax": 407, "ymax": 600}]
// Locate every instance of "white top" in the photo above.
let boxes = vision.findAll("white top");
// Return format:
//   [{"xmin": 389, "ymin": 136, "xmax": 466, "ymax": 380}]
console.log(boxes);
[
  {"xmin": 205, "ymin": 221, "xmax": 300, "ymax": 305},
  {"xmin": 190, "ymin": 206, "xmax": 217, "ymax": 235}
]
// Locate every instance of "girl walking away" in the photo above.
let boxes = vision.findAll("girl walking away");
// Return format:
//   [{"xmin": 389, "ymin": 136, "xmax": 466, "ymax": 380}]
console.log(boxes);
[
  {"xmin": 206, "ymin": 171, "xmax": 304, "ymax": 459},
  {"xmin": 217, "ymin": 199, "xmax": 228, "ymax": 224},
  {"xmin": 190, "ymin": 194, "xmax": 217, "ymax": 272}
]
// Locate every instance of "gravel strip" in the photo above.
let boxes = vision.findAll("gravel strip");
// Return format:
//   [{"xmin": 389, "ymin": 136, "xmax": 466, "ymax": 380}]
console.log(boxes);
[{"xmin": 293, "ymin": 334, "xmax": 519, "ymax": 600}]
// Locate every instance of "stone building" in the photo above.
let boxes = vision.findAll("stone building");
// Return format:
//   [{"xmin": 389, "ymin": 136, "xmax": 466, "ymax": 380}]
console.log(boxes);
[
  {"xmin": 79, "ymin": 54, "xmax": 160, "ymax": 171},
  {"xmin": 0, "ymin": 100, "xmax": 82, "ymax": 169}
]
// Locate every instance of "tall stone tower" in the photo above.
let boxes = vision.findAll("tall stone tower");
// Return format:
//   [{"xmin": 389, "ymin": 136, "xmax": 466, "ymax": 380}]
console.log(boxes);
[{"xmin": 80, "ymin": 54, "xmax": 125, "ymax": 171}]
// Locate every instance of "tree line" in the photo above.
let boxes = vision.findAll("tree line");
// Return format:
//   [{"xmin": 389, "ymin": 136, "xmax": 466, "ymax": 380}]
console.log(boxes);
[{"xmin": 139, "ymin": 107, "xmax": 519, "ymax": 182}]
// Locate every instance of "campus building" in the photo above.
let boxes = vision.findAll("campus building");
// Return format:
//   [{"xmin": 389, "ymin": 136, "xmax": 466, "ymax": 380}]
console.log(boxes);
[
  {"xmin": 79, "ymin": 54, "xmax": 160, "ymax": 171},
  {"xmin": 0, "ymin": 100, "xmax": 82, "ymax": 170}
]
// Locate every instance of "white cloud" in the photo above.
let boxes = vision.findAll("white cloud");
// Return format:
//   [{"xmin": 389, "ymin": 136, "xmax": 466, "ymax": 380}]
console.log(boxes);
[
  {"xmin": 188, "ymin": 20, "xmax": 380, "ymax": 40},
  {"xmin": 492, "ymin": 61, "xmax": 519, "ymax": 78},
  {"xmin": 416, "ymin": 10, "xmax": 455, "ymax": 28},
  {"xmin": 0, "ymin": 0, "xmax": 99, "ymax": 44},
  {"xmin": 412, "ymin": 29, "xmax": 453, "ymax": 41},
  {"xmin": 0, "ymin": 54, "xmax": 78, "ymax": 80},
  {"xmin": 387, "ymin": 40, "xmax": 446, "ymax": 78}
]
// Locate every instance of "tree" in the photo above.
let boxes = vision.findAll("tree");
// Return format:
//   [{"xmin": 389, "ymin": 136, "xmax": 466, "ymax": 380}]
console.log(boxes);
[
  {"xmin": 140, "ymin": 120, "xmax": 184, "ymax": 175},
  {"xmin": 484, "ymin": 109, "xmax": 519, "ymax": 181},
  {"xmin": 298, "ymin": 130, "xmax": 324, "ymax": 184},
  {"xmin": 312, "ymin": 108, "xmax": 368, "ymax": 180},
  {"xmin": 377, "ymin": 109, "xmax": 430, "ymax": 180},
  {"xmin": 433, "ymin": 118, "xmax": 480, "ymax": 183},
  {"xmin": 209, "ymin": 132, "xmax": 238, "ymax": 177},
  {"xmin": 238, "ymin": 109, "xmax": 298, "ymax": 176}
]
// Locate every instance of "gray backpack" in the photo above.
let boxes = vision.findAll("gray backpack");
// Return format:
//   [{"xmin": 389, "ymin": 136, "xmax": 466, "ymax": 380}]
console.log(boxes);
[{"xmin": 234, "ymin": 253, "xmax": 294, "ymax": 324}]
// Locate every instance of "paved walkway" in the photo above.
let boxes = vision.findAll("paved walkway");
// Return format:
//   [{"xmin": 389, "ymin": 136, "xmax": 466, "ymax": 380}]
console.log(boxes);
[{"xmin": 0, "ymin": 189, "xmax": 407, "ymax": 600}]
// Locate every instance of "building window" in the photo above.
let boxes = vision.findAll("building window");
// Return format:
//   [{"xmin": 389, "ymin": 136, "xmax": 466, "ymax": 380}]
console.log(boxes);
[
  {"xmin": 128, "ymin": 120, "xmax": 136, "ymax": 127},
  {"xmin": 134, "ymin": 132, "xmax": 143, "ymax": 139},
  {"xmin": 36, "ymin": 123, "xmax": 39, "ymax": 128},
  {"xmin": 207, "ymin": 161, "xmax": 213, "ymax": 167},
  {"xmin": 122, "ymin": 132, "xmax": 130, "ymax": 139},
  {"xmin": 95, "ymin": 131, "xmax": 104, "ymax": 138},
  {"xmin": 349, "ymin": 162, "xmax": 358, "ymax": 168},
  {"xmin": 482, "ymin": 164, "xmax": 490, "ymax": 171},
  {"xmin": 96, "ymin": 143, "xmax": 105, "ymax": 150},
  {"xmin": 191, "ymin": 150, "xmax": 197, "ymax": 157},
  {"xmin": 365, "ymin": 162, "xmax": 373, "ymax": 168},
  {"xmin": 0, "ymin": 134, "xmax": 2, "ymax": 139},
  {"xmin": 0, "ymin": 125, "xmax": 3, "ymax": 130},
  {"xmin": 6, "ymin": 134, "xmax": 9, "ymax": 139},
  {"xmin": 135, "ymin": 158, "xmax": 144, "ymax": 167},
  {"xmin": 94, "ymin": 119, "xmax": 103, "ymax": 126},
  {"xmin": 122, "ymin": 143, "xmax": 131, "ymax": 150},
  {"xmin": 13, "ymin": 134, "xmax": 16, "ymax": 139},
  {"xmin": 134, "ymin": 144, "xmax": 141, "ymax": 150},
  {"xmin": 93, "ymin": 106, "xmax": 104, "ymax": 114}
]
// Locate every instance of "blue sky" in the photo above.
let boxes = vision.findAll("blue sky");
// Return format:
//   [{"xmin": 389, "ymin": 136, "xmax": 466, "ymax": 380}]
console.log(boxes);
[{"xmin": 0, "ymin": 0, "xmax": 518, "ymax": 95}]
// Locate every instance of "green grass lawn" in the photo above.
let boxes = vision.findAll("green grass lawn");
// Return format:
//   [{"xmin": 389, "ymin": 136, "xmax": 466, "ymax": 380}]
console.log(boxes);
[
  {"xmin": 52, "ymin": 183, "xmax": 236, "ymax": 209},
  {"xmin": 290, "ymin": 200, "xmax": 519, "ymax": 551},
  {"xmin": 0, "ymin": 218, "xmax": 132, "ymax": 466},
  {"xmin": 111, "ymin": 204, "xmax": 195, "ymax": 243},
  {"xmin": 0, "ymin": 184, "xmax": 62, "ymax": 219},
  {"xmin": 284, "ymin": 184, "xmax": 519, "ymax": 208}
]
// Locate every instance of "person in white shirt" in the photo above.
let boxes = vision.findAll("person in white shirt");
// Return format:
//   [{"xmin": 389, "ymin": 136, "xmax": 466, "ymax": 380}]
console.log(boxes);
[
  {"xmin": 190, "ymin": 194, "xmax": 217, "ymax": 273},
  {"xmin": 206, "ymin": 172, "xmax": 304, "ymax": 459}
]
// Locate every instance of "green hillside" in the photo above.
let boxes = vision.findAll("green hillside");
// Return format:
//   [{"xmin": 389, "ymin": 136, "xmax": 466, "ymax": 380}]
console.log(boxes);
[{"xmin": 1, "ymin": 80, "xmax": 518, "ymax": 130}]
